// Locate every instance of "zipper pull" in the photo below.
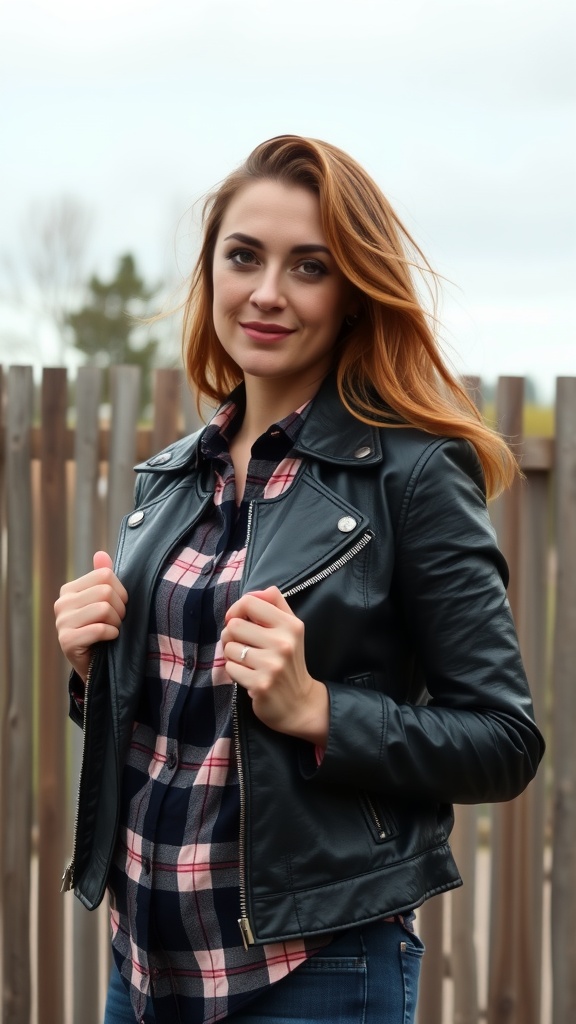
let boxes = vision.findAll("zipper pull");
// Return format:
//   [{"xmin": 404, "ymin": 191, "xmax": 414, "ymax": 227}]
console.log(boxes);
[
  {"xmin": 61, "ymin": 862, "xmax": 74, "ymax": 893},
  {"xmin": 238, "ymin": 915, "xmax": 255, "ymax": 950}
]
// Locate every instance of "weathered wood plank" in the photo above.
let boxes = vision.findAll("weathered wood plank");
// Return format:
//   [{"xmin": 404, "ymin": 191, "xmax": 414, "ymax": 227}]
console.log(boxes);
[
  {"xmin": 551, "ymin": 378, "xmax": 576, "ymax": 1024},
  {"xmin": 488, "ymin": 377, "xmax": 538, "ymax": 1024},
  {"xmin": 0, "ymin": 366, "xmax": 6, "ymax": 877},
  {"xmin": 22, "ymin": 423, "xmax": 165, "ymax": 464},
  {"xmin": 417, "ymin": 893, "xmax": 445, "ymax": 1024},
  {"xmin": 107, "ymin": 366, "xmax": 141, "ymax": 551},
  {"xmin": 181, "ymin": 377, "xmax": 209, "ymax": 435},
  {"xmin": 522, "ymin": 437, "xmax": 554, "ymax": 471},
  {"xmin": 516, "ymin": 469, "xmax": 549, "ymax": 1022},
  {"xmin": 21, "ymin": 427, "xmax": 556, "ymax": 471},
  {"xmin": 70, "ymin": 366, "xmax": 104, "ymax": 1024},
  {"xmin": 37, "ymin": 368, "xmax": 69, "ymax": 1024},
  {"xmin": 1, "ymin": 366, "xmax": 34, "ymax": 1024},
  {"xmin": 450, "ymin": 376, "xmax": 481, "ymax": 1024},
  {"xmin": 450, "ymin": 807, "xmax": 478, "ymax": 1024},
  {"xmin": 72, "ymin": 366, "xmax": 104, "ymax": 575},
  {"xmin": 151, "ymin": 367, "xmax": 184, "ymax": 454}
]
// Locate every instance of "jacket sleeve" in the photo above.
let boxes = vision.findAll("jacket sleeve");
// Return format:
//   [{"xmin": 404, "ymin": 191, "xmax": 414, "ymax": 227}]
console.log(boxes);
[{"xmin": 311, "ymin": 437, "xmax": 545, "ymax": 804}]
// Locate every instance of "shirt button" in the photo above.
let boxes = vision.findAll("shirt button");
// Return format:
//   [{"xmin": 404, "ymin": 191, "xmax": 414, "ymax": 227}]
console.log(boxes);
[
  {"xmin": 166, "ymin": 751, "xmax": 178, "ymax": 770},
  {"xmin": 185, "ymin": 655, "xmax": 195, "ymax": 670},
  {"xmin": 200, "ymin": 560, "xmax": 213, "ymax": 576},
  {"xmin": 142, "ymin": 857, "xmax": 151, "ymax": 875}
]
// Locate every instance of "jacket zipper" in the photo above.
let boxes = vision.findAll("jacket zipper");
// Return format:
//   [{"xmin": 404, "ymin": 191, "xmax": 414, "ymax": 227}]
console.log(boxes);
[
  {"xmin": 232, "ymin": 683, "xmax": 254, "ymax": 949},
  {"xmin": 281, "ymin": 531, "xmax": 373, "ymax": 598},
  {"xmin": 233, "ymin": 510, "xmax": 373, "ymax": 945},
  {"xmin": 365, "ymin": 795, "xmax": 388, "ymax": 840},
  {"xmin": 61, "ymin": 653, "xmax": 96, "ymax": 893},
  {"xmin": 234, "ymin": 501, "xmax": 256, "ymax": 947}
]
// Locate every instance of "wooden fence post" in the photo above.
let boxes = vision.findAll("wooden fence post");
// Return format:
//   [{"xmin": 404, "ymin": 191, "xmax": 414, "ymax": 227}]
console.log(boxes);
[
  {"xmin": 488, "ymin": 376, "xmax": 544, "ymax": 1024},
  {"xmin": 70, "ymin": 366, "xmax": 105, "ymax": 1024},
  {"xmin": 0, "ymin": 366, "xmax": 5, "ymax": 887},
  {"xmin": 449, "ymin": 376, "xmax": 481, "ymax": 1024},
  {"xmin": 37, "ymin": 367, "xmax": 69, "ymax": 1024},
  {"xmin": 488, "ymin": 376, "xmax": 522, "ymax": 1024},
  {"xmin": 1, "ymin": 366, "xmax": 34, "ymax": 1024},
  {"xmin": 417, "ymin": 894, "xmax": 445, "ymax": 1023},
  {"xmin": 181, "ymin": 376, "xmax": 210, "ymax": 435},
  {"xmin": 107, "ymin": 366, "xmax": 141, "ymax": 552},
  {"xmin": 515, "ymin": 459, "xmax": 550, "ymax": 1023},
  {"xmin": 152, "ymin": 367, "xmax": 185, "ymax": 453},
  {"xmin": 451, "ymin": 812, "xmax": 479, "ymax": 1024},
  {"xmin": 551, "ymin": 378, "xmax": 576, "ymax": 1024}
]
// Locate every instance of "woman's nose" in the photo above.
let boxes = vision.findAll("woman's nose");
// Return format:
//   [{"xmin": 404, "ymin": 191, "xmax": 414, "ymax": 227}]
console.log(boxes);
[{"xmin": 249, "ymin": 269, "xmax": 287, "ymax": 310}]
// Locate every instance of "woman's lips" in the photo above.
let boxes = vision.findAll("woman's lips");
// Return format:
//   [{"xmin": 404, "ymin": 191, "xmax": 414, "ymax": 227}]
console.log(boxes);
[{"xmin": 239, "ymin": 321, "xmax": 296, "ymax": 342}]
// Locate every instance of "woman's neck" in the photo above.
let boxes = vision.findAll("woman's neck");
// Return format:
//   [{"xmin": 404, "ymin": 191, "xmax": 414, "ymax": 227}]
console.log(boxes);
[{"xmin": 237, "ymin": 373, "xmax": 323, "ymax": 447}]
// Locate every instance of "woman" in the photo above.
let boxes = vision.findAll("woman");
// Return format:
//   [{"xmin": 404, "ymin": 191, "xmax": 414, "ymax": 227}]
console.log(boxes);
[{"xmin": 56, "ymin": 135, "xmax": 544, "ymax": 1024}]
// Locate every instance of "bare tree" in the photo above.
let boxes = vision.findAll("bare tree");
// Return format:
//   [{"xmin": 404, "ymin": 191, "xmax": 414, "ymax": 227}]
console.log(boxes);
[
  {"xmin": 23, "ymin": 195, "xmax": 93, "ymax": 362},
  {"xmin": 0, "ymin": 196, "xmax": 93, "ymax": 365}
]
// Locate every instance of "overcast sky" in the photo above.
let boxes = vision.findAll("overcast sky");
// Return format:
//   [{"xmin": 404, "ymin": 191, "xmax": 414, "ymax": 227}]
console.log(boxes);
[{"xmin": 2, "ymin": 0, "xmax": 575, "ymax": 397}]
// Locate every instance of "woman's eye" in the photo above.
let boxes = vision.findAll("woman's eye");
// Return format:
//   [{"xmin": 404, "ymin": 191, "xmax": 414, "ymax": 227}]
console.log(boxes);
[
  {"xmin": 297, "ymin": 260, "xmax": 327, "ymax": 278},
  {"xmin": 227, "ymin": 249, "xmax": 258, "ymax": 267}
]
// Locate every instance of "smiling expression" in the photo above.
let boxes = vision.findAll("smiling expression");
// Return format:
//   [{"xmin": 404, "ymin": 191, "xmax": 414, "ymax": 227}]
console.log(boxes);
[{"xmin": 211, "ymin": 179, "xmax": 355, "ymax": 393}]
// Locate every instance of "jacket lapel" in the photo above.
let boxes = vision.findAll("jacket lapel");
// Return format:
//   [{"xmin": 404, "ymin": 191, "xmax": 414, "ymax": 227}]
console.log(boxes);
[{"xmin": 242, "ymin": 471, "xmax": 370, "ymax": 596}]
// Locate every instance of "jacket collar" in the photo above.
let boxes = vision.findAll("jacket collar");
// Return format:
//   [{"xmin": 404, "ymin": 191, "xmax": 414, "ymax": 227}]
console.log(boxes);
[
  {"xmin": 293, "ymin": 374, "xmax": 383, "ymax": 466},
  {"xmin": 134, "ymin": 374, "xmax": 383, "ymax": 474}
]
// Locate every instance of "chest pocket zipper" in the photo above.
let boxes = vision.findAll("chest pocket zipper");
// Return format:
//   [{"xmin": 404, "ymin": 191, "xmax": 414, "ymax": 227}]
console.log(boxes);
[{"xmin": 281, "ymin": 530, "xmax": 373, "ymax": 599}]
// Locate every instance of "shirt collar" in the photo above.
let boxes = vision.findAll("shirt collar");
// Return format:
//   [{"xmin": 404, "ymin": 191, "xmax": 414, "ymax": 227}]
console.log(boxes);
[{"xmin": 200, "ymin": 393, "xmax": 312, "ymax": 463}]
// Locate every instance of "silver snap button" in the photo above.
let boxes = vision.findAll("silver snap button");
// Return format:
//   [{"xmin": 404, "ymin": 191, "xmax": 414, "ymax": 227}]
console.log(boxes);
[
  {"xmin": 148, "ymin": 451, "xmax": 172, "ymax": 466},
  {"xmin": 338, "ymin": 516, "xmax": 357, "ymax": 533},
  {"xmin": 354, "ymin": 446, "xmax": 372, "ymax": 459},
  {"xmin": 128, "ymin": 510, "xmax": 145, "ymax": 527}
]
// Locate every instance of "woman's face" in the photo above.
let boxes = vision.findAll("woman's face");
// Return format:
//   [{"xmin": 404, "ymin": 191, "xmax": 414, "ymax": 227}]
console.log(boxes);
[{"xmin": 212, "ymin": 179, "xmax": 355, "ymax": 391}]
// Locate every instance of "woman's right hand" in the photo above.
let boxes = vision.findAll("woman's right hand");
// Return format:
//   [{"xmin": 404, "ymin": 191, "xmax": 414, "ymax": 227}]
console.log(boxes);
[{"xmin": 54, "ymin": 550, "xmax": 128, "ymax": 683}]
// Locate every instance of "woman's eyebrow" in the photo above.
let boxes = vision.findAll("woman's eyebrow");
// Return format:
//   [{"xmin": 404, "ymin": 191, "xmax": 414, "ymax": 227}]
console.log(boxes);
[{"xmin": 223, "ymin": 232, "xmax": 331, "ymax": 256}]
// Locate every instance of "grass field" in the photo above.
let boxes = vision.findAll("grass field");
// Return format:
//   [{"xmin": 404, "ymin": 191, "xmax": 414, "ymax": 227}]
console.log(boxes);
[{"xmin": 482, "ymin": 404, "xmax": 554, "ymax": 437}]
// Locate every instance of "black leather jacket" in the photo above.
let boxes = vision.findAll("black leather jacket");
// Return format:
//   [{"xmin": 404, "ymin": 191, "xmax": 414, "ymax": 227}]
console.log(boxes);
[{"xmin": 67, "ymin": 376, "xmax": 544, "ymax": 944}]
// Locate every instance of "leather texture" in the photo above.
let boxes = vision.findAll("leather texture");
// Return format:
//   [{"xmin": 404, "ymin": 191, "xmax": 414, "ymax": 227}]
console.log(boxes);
[{"xmin": 69, "ymin": 375, "xmax": 544, "ymax": 941}]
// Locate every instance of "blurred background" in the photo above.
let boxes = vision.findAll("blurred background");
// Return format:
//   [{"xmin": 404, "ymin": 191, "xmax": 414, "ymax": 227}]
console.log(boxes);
[{"xmin": 2, "ymin": 0, "xmax": 574, "ymax": 408}]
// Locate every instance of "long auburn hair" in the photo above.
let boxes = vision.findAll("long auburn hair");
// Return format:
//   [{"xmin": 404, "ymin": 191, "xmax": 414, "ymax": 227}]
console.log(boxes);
[{"xmin": 182, "ymin": 135, "xmax": 516, "ymax": 497}]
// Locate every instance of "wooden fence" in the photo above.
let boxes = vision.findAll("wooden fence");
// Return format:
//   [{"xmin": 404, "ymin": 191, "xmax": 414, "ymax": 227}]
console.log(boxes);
[{"xmin": 0, "ymin": 365, "xmax": 574, "ymax": 1024}]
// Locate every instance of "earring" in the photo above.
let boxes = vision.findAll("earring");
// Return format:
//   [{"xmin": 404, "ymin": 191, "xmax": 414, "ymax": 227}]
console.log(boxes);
[{"xmin": 345, "ymin": 313, "xmax": 359, "ymax": 327}]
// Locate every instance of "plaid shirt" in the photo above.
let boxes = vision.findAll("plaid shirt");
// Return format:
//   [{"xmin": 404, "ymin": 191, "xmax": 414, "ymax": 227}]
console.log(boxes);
[{"xmin": 108, "ymin": 398, "xmax": 330, "ymax": 1024}]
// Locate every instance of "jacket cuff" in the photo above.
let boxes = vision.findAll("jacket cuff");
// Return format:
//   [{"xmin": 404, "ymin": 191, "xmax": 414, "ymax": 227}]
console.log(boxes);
[{"xmin": 299, "ymin": 680, "xmax": 388, "ymax": 787}]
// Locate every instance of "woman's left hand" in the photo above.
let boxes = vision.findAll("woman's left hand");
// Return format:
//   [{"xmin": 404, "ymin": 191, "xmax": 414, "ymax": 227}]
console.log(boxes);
[{"xmin": 221, "ymin": 587, "xmax": 329, "ymax": 746}]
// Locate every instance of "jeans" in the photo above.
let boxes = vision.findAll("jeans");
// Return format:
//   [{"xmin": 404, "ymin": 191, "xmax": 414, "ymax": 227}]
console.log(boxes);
[{"xmin": 104, "ymin": 919, "xmax": 424, "ymax": 1024}]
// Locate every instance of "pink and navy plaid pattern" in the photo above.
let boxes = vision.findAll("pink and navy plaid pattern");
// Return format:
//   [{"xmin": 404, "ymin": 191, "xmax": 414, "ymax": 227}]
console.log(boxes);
[{"xmin": 108, "ymin": 399, "xmax": 330, "ymax": 1023}]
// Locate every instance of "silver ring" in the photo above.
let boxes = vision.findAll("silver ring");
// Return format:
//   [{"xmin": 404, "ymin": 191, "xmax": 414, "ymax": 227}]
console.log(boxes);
[{"xmin": 239, "ymin": 645, "xmax": 249, "ymax": 662}]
